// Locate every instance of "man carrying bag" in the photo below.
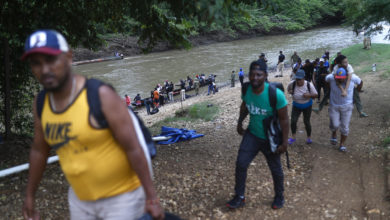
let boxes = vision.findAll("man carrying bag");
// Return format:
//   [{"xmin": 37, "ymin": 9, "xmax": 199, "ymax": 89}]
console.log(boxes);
[{"xmin": 226, "ymin": 60, "xmax": 289, "ymax": 210}]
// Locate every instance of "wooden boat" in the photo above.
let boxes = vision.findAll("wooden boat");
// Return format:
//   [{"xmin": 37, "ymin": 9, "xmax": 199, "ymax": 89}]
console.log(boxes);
[{"xmin": 72, "ymin": 56, "xmax": 123, "ymax": 66}]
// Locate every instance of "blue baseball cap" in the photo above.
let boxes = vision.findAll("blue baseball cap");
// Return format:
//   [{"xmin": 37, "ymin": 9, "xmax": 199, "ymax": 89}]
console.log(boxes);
[
  {"xmin": 21, "ymin": 30, "xmax": 69, "ymax": 60},
  {"xmin": 295, "ymin": 69, "xmax": 305, "ymax": 79},
  {"xmin": 335, "ymin": 67, "xmax": 347, "ymax": 79}
]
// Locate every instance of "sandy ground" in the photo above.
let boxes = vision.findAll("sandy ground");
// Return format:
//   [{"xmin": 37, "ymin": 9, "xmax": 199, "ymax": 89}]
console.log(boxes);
[{"xmin": 0, "ymin": 69, "xmax": 389, "ymax": 219}]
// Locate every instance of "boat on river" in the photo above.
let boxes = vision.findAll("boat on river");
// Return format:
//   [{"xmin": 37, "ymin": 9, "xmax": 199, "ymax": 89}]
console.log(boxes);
[{"xmin": 72, "ymin": 55, "xmax": 123, "ymax": 66}]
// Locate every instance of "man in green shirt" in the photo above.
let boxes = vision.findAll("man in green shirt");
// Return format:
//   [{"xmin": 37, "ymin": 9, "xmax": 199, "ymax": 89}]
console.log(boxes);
[
  {"xmin": 290, "ymin": 51, "xmax": 300, "ymax": 70},
  {"xmin": 226, "ymin": 60, "xmax": 289, "ymax": 210}
]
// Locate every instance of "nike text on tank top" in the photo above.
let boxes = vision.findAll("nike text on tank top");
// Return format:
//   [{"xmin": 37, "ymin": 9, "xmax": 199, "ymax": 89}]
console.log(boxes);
[{"xmin": 40, "ymin": 87, "xmax": 140, "ymax": 201}]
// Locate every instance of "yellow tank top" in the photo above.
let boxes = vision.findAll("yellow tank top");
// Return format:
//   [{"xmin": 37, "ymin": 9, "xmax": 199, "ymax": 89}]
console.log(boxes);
[{"xmin": 41, "ymin": 88, "xmax": 140, "ymax": 201}]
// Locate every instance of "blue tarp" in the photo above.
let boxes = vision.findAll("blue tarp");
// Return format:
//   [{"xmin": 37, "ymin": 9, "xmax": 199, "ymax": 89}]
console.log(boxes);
[{"xmin": 156, "ymin": 126, "xmax": 204, "ymax": 145}]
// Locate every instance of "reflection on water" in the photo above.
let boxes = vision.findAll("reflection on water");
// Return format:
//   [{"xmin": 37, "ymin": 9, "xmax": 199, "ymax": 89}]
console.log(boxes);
[{"xmin": 74, "ymin": 26, "xmax": 368, "ymax": 98}]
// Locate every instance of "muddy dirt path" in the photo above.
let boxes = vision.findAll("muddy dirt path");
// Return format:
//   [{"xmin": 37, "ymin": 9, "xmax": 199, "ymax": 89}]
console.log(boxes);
[
  {"xmin": 147, "ymin": 70, "xmax": 390, "ymax": 219},
  {"xmin": 0, "ymin": 70, "xmax": 389, "ymax": 219}
]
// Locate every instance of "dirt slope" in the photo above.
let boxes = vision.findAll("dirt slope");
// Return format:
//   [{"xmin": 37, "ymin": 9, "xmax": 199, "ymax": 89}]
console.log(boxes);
[{"xmin": 0, "ymin": 70, "xmax": 389, "ymax": 219}]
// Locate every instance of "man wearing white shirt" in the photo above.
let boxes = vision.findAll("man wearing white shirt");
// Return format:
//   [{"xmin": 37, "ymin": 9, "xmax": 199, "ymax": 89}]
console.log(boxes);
[
  {"xmin": 326, "ymin": 67, "xmax": 363, "ymax": 152},
  {"xmin": 332, "ymin": 55, "xmax": 368, "ymax": 117}
]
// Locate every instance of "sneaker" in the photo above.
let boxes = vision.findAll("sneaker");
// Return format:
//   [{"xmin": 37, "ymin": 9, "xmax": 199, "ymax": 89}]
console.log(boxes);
[
  {"xmin": 306, "ymin": 138, "xmax": 312, "ymax": 144},
  {"xmin": 226, "ymin": 195, "xmax": 245, "ymax": 209},
  {"xmin": 271, "ymin": 196, "xmax": 285, "ymax": 209},
  {"xmin": 359, "ymin": 112, "xmax": 368, "ymax": 117},
  {"xmin": 339, "ymin": 146, "xmax": 347, "ymax": 152},
  {"xmin": 288, "ymin": 138, "xmax": 296, "ymax": 145}
]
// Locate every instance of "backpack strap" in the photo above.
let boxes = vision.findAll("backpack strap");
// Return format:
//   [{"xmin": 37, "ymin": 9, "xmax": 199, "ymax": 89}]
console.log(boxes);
[
  {"xmin": 85, "ymin": 78, "xmax": 157, "ymax": 158},
  {"xmin": 268, "ymin": 83, "xmax": 291, "ymax": 169},
  {"xmin": 268, "ymin": 83, "xmax": 277, "ymax": 115},
  {"xmin": 86, "ymin": 78, "xmax": 110, "ymax": 128},
  {"xmin": 292, "ymin": 81, "xmax": 311, "ymax": 95},
  {"xmin": 241, "ymin": 82, "xmax": 251, "ymax": 97},
  {"xmin": 36, "ymin": 90, "xmax": 47, "ymax": 120},
  {"xmin": 292, "ymin": 81, "xmax": 296, "ymax": 96},
  {"xmin": 307, "ymin": 80, "xmax": 311, "ymax": 93}
]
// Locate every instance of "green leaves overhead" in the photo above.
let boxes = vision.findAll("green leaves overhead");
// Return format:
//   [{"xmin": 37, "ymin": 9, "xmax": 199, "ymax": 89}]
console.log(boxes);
[{"xmin": 344, "ymin": 0, "xmax": 390, "ymax": 38}]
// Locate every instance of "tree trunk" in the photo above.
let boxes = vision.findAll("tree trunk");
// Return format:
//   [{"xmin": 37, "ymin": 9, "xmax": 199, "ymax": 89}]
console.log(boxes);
[{"xmin": 4, "ymin": 39, "xmax": 11, "ymax": 140}]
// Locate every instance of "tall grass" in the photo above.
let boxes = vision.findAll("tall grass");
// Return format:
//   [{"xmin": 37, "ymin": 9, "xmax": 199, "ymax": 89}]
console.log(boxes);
[
  {"xmin": 149, "ymin": 102, "xmax": 219, "ymax": 135},
  {"xmin": 340, "ymin": 44, "xmax": 390, "ymax": 76}
]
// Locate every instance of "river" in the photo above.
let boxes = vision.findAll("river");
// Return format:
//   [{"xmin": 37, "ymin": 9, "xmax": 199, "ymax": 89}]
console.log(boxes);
[{"xmin": 73, "ymin": 25, "xmax": 387, "ymax": 98}]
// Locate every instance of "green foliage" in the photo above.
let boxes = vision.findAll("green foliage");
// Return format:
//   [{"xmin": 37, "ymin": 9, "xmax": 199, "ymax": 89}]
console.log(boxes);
[
  {"xmin": 0, "ymin": 0, "xmax": 346, "ymax": 137},
  {"xmin": 187, "ymin": 102, "xmax": 219, "ymax": 121},
  {"xmin": 344, "ymin": 0, "xmax": 390, "ymax": 38},
  {"xmin": 340, "ymin": 44, "xmax": 390, "ymax": 76},
  {"xmin": 149, "ymin": 102, "xmax": 219, "ymax": 135},
  {"xmin": 383, "ymin": 136, "xmax": 390, "ymax": 147},
  {"xmin": 0, "ymin": 0, "xmax": 129, "ymax": 136}
]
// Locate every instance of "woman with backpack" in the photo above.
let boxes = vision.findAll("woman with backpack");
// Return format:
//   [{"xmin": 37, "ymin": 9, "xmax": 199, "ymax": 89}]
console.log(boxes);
[{"xmin": 287, "ymin": 69, "xmax": 318, "ymax": 144}]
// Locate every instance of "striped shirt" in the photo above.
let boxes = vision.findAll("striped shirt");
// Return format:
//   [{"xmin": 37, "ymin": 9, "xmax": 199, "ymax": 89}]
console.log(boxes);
[{"xmin": 326, "ymin": 73, "xmax": 361, "ymax": 106}]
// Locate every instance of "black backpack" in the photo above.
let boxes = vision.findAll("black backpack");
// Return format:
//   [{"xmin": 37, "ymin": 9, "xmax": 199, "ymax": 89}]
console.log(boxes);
[
  {"xmin": 242, "ymin": 82, "xmax": 290, "ymax": 168},
  {"xmin": 291, "ymin": 80, "xmax": 311, "ymax": 95},
  {"xmin": 36, "ymin": 78, "xmax": 157, "ymax": 159}
]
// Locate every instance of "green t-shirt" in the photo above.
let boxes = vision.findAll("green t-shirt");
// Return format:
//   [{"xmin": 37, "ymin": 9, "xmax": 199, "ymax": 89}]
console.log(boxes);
[{"xmin": 242, "ymin": 83, "xmax": 288, "ymax": 139}]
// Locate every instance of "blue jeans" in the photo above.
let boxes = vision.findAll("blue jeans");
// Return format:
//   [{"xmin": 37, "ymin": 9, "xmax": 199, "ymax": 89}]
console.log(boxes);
[
  {"xmin": 234, "ymin": 131, "xmax": 284, "ymax": 197},
  {"xmin": 208, "ymin": 84, "xmax": 214, "ymax": 95}
]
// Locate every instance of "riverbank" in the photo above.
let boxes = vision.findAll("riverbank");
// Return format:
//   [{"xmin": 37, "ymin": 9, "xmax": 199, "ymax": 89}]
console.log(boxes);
[
  {"xmin": 73, "ymin": 24, "xmax": 341, "ymax": 61},
  {"xmin": 1, "ymin": 44, "xmax": 389, "ymax": 219}
]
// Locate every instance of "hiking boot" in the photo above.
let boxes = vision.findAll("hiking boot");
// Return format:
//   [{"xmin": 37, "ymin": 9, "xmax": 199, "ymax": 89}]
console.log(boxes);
[
  {"xmin": 226, "ymin": 195, "xmax": 245, "ymax": 209},
  {"xmin": 359, "ymin": 112, "xmax": 368, "ymax": 117},
  {"xmin": 271, "ymin": 195, "xmax": 285, "ymax": 209}
]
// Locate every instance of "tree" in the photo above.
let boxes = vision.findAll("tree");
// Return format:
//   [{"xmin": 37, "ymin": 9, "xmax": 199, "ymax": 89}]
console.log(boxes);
[
  {"xmin": 0, "ymin": 0, "xmax": 238, "ymax": 138},
  {"xmin": 344, "ymin": 0, "xmax": 390, "ymax": 38},
  {"xmin": 0, "ymin": 0, "xmax": 130, "ymax": 139}
]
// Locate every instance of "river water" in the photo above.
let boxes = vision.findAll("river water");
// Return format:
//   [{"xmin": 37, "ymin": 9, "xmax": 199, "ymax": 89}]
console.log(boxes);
[{"xmin": 73, "ymin": 25, "xmax": 387, "ymax": 98}]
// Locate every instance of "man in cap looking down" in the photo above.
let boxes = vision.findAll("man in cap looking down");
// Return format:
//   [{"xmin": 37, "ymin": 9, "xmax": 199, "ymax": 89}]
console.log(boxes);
[
  {"xmin": 21, "ymin": 30, "xmax": 164, "ymax": 220},
  {"xmin": 326, "ymin": 67, "xmax": 363, "ymax": 152}
]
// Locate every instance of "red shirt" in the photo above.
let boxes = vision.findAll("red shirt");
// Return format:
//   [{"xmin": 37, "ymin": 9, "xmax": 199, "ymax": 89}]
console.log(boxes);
[{"xmin": 125, "ymin": 96, "xmax": 131, "ymax": 106}]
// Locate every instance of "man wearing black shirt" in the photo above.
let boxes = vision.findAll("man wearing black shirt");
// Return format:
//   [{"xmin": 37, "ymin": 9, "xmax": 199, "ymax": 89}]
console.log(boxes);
[{"xmin": 302, "ymin": 59, "xmax": 314, "ymax": 82}]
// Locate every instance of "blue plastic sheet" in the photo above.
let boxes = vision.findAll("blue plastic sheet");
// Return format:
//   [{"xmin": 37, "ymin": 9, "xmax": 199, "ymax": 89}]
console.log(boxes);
[{"xmin": 156, "ymin": 126, "xmax": 204, "ymax": 145}]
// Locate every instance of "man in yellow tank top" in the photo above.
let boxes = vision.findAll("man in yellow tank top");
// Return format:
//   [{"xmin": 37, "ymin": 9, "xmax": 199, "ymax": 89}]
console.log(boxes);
[{"xmin": 21, "ymin": 30, "xmax": 164, "ymax": 220}]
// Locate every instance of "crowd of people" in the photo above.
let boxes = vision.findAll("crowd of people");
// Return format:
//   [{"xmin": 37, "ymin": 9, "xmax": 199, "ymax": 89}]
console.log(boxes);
[
  {"xmin": 226, "ymin": 50, "xmax": 367, "ymax": 210},
  {"xmin": 20, "ymin": 29, "xmax": 369, "ymax": 220},
  {"xmin": 124, "ymin": 74, "xmax": 218, "ymax": 115}
]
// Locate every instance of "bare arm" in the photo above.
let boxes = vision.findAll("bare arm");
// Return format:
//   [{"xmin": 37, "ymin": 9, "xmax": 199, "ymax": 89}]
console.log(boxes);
[
  {"xmin": 99, "ymin": 86, "xmax": 163, "ymax": 219},
  {"xmin": 276, "ymin": 106, "xmax": 289, "ymax": 154},
  {"xmin": 345, "ymin": 73, "xmax": 352, "ymax": 91},
  {"xmin": 23, "ymin": 96, "xmax": 50, "ymax": 220},
  {"xmin": 237, "ymin": 101, "xmax": 248, "ymax": 135},
  {"xmin": 287, "ymin": 83, "xmax": 293, "ymax": 94}
]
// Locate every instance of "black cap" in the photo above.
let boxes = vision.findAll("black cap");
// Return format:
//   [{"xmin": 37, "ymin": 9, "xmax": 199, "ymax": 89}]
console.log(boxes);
[{"xmin": 250, "ymin": 60, "xmax": 268, "ymax": 73}]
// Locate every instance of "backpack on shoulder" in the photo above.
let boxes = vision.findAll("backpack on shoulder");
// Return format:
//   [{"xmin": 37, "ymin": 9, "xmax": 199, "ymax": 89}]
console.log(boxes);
[
  {"xmin": 291, "ymin": 80, "xmax": 311, "ymax": 95},
  {"xmin": 242, "ymin": 81, "xmax": 290, "ymax": 168},
  {"xmin": 36, "ymin": 78, "xmax": 157, "ymax": 175}
]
